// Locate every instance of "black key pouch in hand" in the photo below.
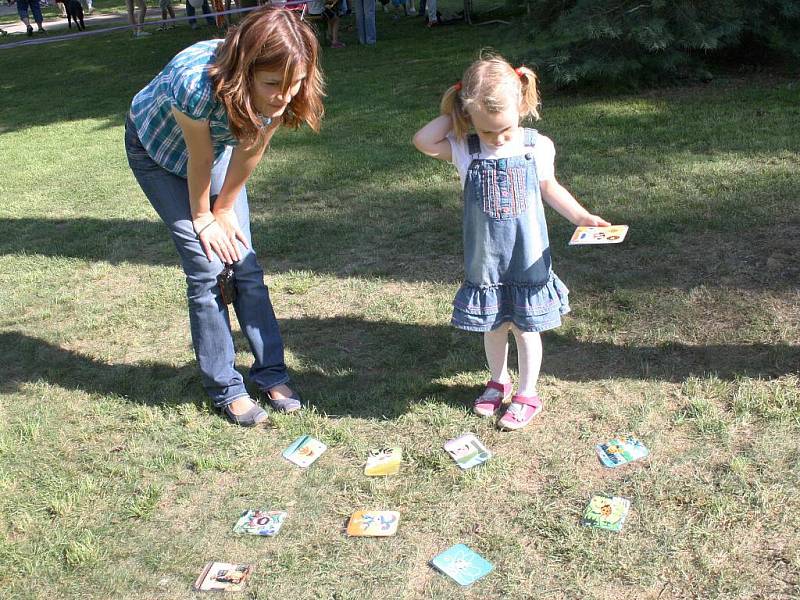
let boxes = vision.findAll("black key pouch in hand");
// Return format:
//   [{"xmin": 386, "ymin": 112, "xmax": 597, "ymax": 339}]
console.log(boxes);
[{"xmin": 217, "ymin": 265, "xmax": 237, "ymax": 305}]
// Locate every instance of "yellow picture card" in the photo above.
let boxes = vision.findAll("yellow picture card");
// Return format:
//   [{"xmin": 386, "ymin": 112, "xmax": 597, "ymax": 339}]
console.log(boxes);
[
  {"xmin": 364, "ymin": 447, "xmax": 402, "ymax": 476},
  {"xmin": 569, "ymin": 225, "xmax": 629, "ymax": 245},
  {"xmin": 346, "ymin": 511, "xmax": 400, "ymax": 537}
]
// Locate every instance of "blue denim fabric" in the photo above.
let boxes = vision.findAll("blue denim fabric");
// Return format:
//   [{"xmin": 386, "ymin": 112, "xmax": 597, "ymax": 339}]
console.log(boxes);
[
  {"xmin": 124, "ymin": 117, "xmax": 289, "ymax": 407},
  {"xmin": 186, "ymin": 0, "xmax": 215, "ymax": 27},
  {"xmin": 17, "ymin": 0, "xmax": 43, "ymax": 23},
  {"xmin": 452, "ymin": 128, "xmax": 570, "ymax": 332},
  {"xmin": 353, "ymin": 0, "xmax": 376, "ymax": 44}
]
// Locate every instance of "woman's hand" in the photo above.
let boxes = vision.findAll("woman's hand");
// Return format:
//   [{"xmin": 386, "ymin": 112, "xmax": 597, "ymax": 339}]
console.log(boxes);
[
  {"xmin": 576, "ymin": 214, "xmax": 611, "ymax": 227},
  {"xmin": 193, "ymin": 210, "xmax": 248, "ymax": 264}
]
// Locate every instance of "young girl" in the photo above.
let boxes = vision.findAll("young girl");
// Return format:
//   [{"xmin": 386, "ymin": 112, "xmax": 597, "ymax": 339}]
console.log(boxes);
[
  {"xmin": 124, "ymin": 7, "xmax": 324, "ymax": 426},
  {"xmin": 413, "ymin": 55, "xmax": 609, "ymax": 431}
]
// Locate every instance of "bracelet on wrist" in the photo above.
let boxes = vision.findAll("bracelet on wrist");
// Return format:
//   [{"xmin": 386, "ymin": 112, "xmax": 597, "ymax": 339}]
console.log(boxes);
[{"xmin": 195, "ymin": 219, "xmax": 216, "ymax": 239}]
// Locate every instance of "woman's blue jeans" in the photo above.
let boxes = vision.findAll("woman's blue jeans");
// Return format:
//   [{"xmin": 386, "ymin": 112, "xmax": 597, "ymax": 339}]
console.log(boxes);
[{"xmin": 124, "ymin": 118, "xmax": 289, "ymax": 408}]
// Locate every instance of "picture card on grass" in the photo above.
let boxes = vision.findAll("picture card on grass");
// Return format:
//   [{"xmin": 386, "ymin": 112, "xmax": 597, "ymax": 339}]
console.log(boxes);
[
  {"xmin": 595, "ymin": 435, "xmax": 649, "ymax": 468},
  {"xmin": 364, "ymin": 447, "xmax": 402, "ymax": 476},
  {"xmin": 581, "ymin": 495, "xmax": 631, "ymax": 532},
  {"xmin": 444, "ymin": 433, "xmax": 491, "ymax": 470},
  {"xmin": 430, "ymin": 544, "xmax": 493, "ymax": 587},
  {"xmin": 569, "ymin": 225, "xmax": 629, "ymax": 245},
  {"xmin": 232, "ymin": 510, "xmax": 287, "ymax": 536},
  {"xmin": 346, "ymin": 510, "xmax": 400, "ymax": 537},
  {"xmin": 282, "ymin": 435, "xmax": 326, "ymax": 468},
  {"xmin": 193, "ymin": 562, "xmax": 253, "ymax": 592}
]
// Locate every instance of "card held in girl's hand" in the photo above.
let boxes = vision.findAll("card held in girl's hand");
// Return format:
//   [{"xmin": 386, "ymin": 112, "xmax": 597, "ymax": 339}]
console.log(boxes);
[
  {"xmin": 596, "ymin": 435, "xmax": 649, "ymax": 468},
  {"xmin": 346, "ymin": 510, "xmax": 400, "ymax": 537},
  {"xmin": 232, "ymin": 510, "xmax": 287, "ymax": 536},
  {"xmin": 569, "ymin": 225, "xmax": 629, "ymax": 245},
  {"xmin": 444, "ymin": 433, "xmax": 492, "ymax": 470},
  {"xmin": 193, "ymin": 562, "xmax": 253, "ymax": 592},
  {"xmin": 364, "ymin": 446, "xmax": 402, "ymax": 476},
  {"xmin": 581, "ymin": 495, "xmax": 631, "ymax": 532},
  {"xmin": 282, "ymin": 435, "xmax": 326, "ymax": 468},
  {"xmin": 430, "ymin": 544, "xmax": 493, "ymax": 587}
]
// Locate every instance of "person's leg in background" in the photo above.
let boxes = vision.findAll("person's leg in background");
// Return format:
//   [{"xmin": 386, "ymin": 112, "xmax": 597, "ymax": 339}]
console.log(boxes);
[
  {"xmin": 17, "ymin": 0, "xmax": 34, "ymax": 35},
  {"xmin": 353, "ymin": 0, "xmax": 365, "ymax": 44},
  {"xmin": 19, "ymin": 0, "xmax": 45, "ymax": 33},
  {"xmin": 201, "ymin": 0, "xmax": 215, "ymax": 27},
  {"xmin": 425, "ymin": 0, "xmax": 437, "ymax": 25},
  {"xmin": 361, "ymin": 0, "xmax": 375, "ymax": 43},
  {"xmin": 127, "ymin": 0, "xmax": 150, "ymax": 36},
  {"xmin": 186, "ymin": 0, "xmax": 198, "ymax": 28}
]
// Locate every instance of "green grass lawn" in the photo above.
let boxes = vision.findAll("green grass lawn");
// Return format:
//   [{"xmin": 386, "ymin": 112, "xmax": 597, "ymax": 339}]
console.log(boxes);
[{"xmin": 1, "ymin": 9, "xmax": 799, "ymax": 600}]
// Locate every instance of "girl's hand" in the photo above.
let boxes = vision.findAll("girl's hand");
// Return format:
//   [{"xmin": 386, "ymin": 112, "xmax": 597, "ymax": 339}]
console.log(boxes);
[
  {"xmin": 577, "ymin": 214, "xmax": 611, "ymax": 227},
  {"xmin": 193, "ymin": 211, "xmax": 246, "ymax": 264}
]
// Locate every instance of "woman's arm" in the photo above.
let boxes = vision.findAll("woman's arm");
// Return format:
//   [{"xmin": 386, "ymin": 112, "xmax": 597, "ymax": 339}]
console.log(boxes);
[
  {"xmin": 540, "ymin": 178, "xmax": 610, "ymax": 227},
  {"xmin": 412, "ymin": 114, "xmax": 453, "ymax": 162},
  {"xmin": 172, "ymin": 108, "xmax": 277, "ymax": 263},
  {"xmin": 208, "ymin": 129, "xmax": 273, "ymax": 257}
]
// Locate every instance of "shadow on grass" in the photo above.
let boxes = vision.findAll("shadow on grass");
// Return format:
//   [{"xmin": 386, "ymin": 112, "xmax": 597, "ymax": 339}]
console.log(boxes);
[
  {"xmin": 2, "ymin": 322, "xmax": 797, "ymax": 418},
  {"xmin": 1, "ymin": 213, "xmax": 797, "ymax": 291}
]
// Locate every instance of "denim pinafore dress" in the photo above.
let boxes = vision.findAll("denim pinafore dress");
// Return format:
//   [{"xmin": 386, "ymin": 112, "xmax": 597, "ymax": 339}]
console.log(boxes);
[{"xmin": 452, "ymin": 128, "xmax": 570, "ymax": 332}]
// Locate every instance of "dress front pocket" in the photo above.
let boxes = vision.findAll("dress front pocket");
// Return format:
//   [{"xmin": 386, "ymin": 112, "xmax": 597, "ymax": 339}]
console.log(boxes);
[{"xmin": 475, "ymin": 161, "xmax": 529, "ymax": 220}]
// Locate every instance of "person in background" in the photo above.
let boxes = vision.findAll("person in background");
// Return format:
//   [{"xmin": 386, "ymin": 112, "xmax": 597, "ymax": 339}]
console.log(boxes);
[
  {"xmin": 351, "ymin": 0, "xmax": 375, "ymax": 45},
  {"xmin": 186, "ymin": 0, "xmax": 215, "ymax": 29},
  {"xmin": 157, "ymin": 0, "xmax": 176, "ymax": 30},
  {"xmin": 17, "ymin": 0, "xmax": 45, "ymax": 36},
  {"xmin": 307, "ymin": 0, "xmax": 345, "ymax": 48},
  {"xmin": 126, "ymin": 0, "xmax": 149, "ymax": 37}
]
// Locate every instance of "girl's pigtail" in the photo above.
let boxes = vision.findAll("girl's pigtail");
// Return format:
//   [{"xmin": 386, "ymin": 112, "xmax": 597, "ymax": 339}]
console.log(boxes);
[
  {"xmin": 516, "ymin": 65, "xmax": 540, "ymax": 121},
  {"xmin": 441, "ymin": 84, "xmax": 470, "ymax": 139}
]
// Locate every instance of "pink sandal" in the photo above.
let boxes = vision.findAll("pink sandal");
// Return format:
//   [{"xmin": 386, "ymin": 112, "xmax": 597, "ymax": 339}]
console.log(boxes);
[
  {"xmin": 498, "ymin": 394, "xmax": 542, "ymax": 430},
  {"xmin": 473, "ymin": 380, "xmax": 513, "ymax": 417}
]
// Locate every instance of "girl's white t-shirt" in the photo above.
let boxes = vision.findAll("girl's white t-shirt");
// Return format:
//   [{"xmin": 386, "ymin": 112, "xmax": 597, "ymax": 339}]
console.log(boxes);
[{"xmin": 447, "ymin": 130, "xmax": 556, "ymax": 189}]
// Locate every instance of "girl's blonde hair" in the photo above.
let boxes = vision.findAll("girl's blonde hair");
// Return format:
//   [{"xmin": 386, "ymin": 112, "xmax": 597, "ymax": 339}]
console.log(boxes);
[
  {"xmin": 210, "ymin": 7, "xmax": 325, "ymax": 144},
  {"xmin": 441, "ymin": 54, "xmax": 539, "ymax": 139}
]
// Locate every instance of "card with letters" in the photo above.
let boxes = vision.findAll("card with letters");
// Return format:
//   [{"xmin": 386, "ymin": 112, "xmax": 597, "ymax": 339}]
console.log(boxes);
[
  {"xmin": 193, "ymin": 562, "xmax": 253, "ymax": 592},
  {"xmin": 595, "ymin": 435, "xmax": 649, "ymax": 468},
  {"xmin": 569, "ymin": 225, "xmax": 629, "ymax": 245},
  {"xmin": 430, "ymin": 544, "xmax": 493, "ymax": 587},
  {"xmin": 346, "ymin": 510, "xmax": 400, "ymax": 537},
  {"xmin": 444, "ymin": 434, "xmax": 491, "ymax": 470},
  {"xmin": 364, "ymin": 447, "xmax": 402, "ymax": 476},
  {"xmin": 232, "ymin": 510, "xmax": 287, "ymax": 536},
  {"xmin": 282, "ymin": 435, "xmax": 327, "ymax": 468}
]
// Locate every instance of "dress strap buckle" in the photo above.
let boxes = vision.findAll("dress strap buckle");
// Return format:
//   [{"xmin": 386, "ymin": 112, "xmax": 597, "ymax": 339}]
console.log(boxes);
[{"xmin": 467, "ymin": 133, "xmax": 481, "ymax": 157}]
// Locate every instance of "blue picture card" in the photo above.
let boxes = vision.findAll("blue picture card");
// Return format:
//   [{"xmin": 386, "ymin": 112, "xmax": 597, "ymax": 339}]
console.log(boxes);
[
  {"xmin": 595, "ymin": 435, "xmax": 649, "ymax": 468},
  {"xmin": 430, "ymin": 544, "xmax": 493, "ymax": 587},
  {"xmin": 282, "ymin": 435, "xmax": 327, "ymax": 468}
]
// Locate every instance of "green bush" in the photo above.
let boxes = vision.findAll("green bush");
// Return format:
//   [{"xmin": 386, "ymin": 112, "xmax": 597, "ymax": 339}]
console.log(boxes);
[{"xmin": 522, "ymin": 0, "xmax": 800, "ymax": 88}]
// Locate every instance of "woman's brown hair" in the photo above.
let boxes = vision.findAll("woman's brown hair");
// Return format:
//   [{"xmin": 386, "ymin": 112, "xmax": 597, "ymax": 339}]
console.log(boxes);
[
  {"xmin": 210, "ymin": 7, "xmax": 325, "ymax": 144},
  {"xmin": 441, "ymin": 53, "xmax": 539, "ymax": 139}
]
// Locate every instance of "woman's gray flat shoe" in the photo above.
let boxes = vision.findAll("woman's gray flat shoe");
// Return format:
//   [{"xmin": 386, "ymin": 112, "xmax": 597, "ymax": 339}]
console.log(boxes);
[
  {"xmin": 222, "ymin": 398, "xmax": 268, "ymax": 427},
  {"xmin": 265, "ymin": 389, "xmax": 302, "ymax": 413}
]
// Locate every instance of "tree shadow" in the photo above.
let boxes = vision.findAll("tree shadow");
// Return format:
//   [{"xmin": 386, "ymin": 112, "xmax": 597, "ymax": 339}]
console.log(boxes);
[
  {"xmin": 1, "ymin": 209, "xmax": 797, "ymax": 291},
  {"xmin": 3, "ymin": 319, "xmax": 796, "ymax": 419}
]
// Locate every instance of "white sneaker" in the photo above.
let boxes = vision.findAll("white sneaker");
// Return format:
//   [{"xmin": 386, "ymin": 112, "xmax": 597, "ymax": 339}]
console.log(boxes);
[{"xmin": 134, "ymin": 29, "xmax": 151, "ymax": 37}]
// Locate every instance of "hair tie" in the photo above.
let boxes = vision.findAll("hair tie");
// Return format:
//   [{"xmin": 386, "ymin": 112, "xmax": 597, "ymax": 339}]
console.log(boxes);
[
  {"xmin": 453, "ymin": 81, "xmax": 462, "ymax": 92},
  {"xmin": 514, "ymin": 67, "xmax": 524, "ymax": 78}
]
